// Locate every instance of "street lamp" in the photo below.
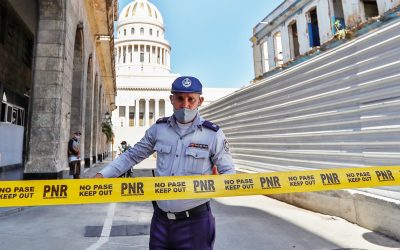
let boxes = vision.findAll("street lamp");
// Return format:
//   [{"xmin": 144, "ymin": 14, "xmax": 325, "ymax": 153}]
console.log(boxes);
[{"xmin": 104, "ymin": 111, "xmax": 112, "ymax": 124}]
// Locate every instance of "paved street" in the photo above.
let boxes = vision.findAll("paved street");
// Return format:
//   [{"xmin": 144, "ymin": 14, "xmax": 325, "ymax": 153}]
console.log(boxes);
[{"xmin": 0, "ymin": 158, "xmax": 399, "ymax": 250}]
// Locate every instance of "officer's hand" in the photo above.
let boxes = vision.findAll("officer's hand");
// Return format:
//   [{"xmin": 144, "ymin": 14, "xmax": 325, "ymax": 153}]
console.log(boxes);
[
  {"xmin": 212, "ymin": 165, "xmax": 219, "ymax": 175},
  {"xmin": 93, "ymin": 173, "xmax": 104, "ymax": 178}
]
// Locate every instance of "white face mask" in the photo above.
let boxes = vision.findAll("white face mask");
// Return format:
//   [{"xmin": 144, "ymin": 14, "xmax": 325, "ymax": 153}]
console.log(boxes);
[{"xmin": 173, "ymin": 108, "xmax": 198, "ymax": 123}]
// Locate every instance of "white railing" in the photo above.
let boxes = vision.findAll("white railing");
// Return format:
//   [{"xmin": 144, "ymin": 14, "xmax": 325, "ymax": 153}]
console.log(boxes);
[{"xmin": 201, "ymin": 20, "xmax": 400, "ymax": 195}]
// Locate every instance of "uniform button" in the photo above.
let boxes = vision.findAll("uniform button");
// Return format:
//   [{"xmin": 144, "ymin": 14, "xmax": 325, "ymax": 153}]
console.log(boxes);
[
  {"xmin": 180, "ymin": 137, "xmax": 182, "ymax": 140},
  {"xmin": 176, "ymin": 154, "xmax": 178, "ymax": 157},
  {"xmin": 172, "ymin": 173, "xmax": 175, "ymax": 176}
]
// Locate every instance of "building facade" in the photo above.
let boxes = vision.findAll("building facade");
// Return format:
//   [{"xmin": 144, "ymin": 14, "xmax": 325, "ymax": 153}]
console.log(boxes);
[
  {"xmin": 0, "ymin": 0, "xmax": 117, "ymax": 179},
  {"xmin": 112, "ymin": 0, "xmax": 237, "ymax": 147},
  {"xmin": 251, "ymin": 0, "xmax": 400, "ymax": 78}
]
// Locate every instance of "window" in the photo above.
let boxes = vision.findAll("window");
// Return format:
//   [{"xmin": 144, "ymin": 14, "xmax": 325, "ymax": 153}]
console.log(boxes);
[
  {"xmin": 124, "ymin": 29, "xmax": 126, "ymax": 36},
  {"xmin": 7, "ymin": 106, "xmax": 12, "ymax": 122},
  {"xmin": 1, "ymin": 103, "xmax": 6, "ymax": 121},
  {"xmin": 307, "ymin": 8, "xmax": 320, "ymax": 47},
  {"xmin": 119, "ymin": 106, "xmax": 125, "ymax": 117},
  {"xmin": 1, "ymin": 102, "xmax": 24, "ymax": 126},
  {"xmin": 129, "ymin": 112, "xmax": 134, "ymax": 126},
  {"xmin": 288, "ymin": 21, "xmax": 300, "ymax": 58},
  {"xmin": 157, "ymin": 30, "xmax": 159, "ymax": 37},
  {"xmin": 149, "ymin": 29, "xmax": 153, "ymax": 36},
  {"xmin": 131, "ymin": 28, "xmax": 135, "ymax": 35},
  {"xmin": 140, "ymin": 27, "xmax": 144, "ymax": 35},
  {"xmin": 362, "ymin": 0, "xmax": 379, "ymax": 18}
]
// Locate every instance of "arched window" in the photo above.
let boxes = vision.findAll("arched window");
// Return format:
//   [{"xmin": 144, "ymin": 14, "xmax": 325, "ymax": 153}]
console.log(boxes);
[
  {"xmin": 157, "ymin": 30, "xmax": 159, "ymax": 37},
  {"xmin": 149, "ymin": 29, "xmax": 153, "ymax": 36},
  {"xmin": 140, "ymin": 28, "xmax": 144, "ymax": 35},
  {"xmin": 131, "ymin": 28, "xmax": 135, "ymax": 35},
  {"xmin": 124, "ymin": 29, "xmax": 126, "ymax": 36}
]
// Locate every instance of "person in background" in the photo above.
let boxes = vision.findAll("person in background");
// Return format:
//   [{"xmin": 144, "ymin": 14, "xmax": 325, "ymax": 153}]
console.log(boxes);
[
  {"xmin": 119, "ymin": 141, "xmax": 133, "ymax": 177},
  {"xmin": 94, "ymin": 76, "xmax": 235, "ymax": 250},
  {"xmin": 68, "ymin": 131, "xmax": 81, "ymax": 179}
]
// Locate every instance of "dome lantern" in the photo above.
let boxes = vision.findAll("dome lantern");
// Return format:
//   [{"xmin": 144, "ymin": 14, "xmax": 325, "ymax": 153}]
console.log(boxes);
[{"xmin": 119, "ymin": 0, "xmax": 163, "ymax": 24}]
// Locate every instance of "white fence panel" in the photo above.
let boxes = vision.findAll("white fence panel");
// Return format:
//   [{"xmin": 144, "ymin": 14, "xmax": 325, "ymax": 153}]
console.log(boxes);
[{"xmin": 201, "ymin": 20, "xmax": 400, "ymax": 195}]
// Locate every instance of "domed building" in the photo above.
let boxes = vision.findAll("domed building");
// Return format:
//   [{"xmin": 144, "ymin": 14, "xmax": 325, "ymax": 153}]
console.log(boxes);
[{"xmin": 112, "ymin": 0, "xmax": 237, "ymax": 147}]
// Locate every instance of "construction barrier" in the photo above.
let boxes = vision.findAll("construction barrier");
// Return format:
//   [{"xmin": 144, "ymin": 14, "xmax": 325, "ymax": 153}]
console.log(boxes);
[{"xmin": 0, "ymin": 166, "xmax": 399, "ymax": 207}]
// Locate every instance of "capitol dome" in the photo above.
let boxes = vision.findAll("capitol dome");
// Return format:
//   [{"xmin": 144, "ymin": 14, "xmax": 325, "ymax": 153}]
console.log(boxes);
[
  {"xmin": 119, "ymin": 0, "xmax": 163, "ymax": 24},
  {"xmin": 115, "ymin": 0, "xmax": 172, "ymax": 76}
]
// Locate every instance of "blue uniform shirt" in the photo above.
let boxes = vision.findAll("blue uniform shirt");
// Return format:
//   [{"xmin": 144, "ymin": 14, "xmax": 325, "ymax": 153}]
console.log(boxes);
[{"xmin": 100, "ymin": 114, "xmax": 235, "ymax": 212}]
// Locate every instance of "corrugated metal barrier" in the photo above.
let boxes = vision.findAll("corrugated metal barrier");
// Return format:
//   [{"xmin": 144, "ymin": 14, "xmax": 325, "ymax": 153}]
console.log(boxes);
[{"xmin": 201, "ymin": 20, "xmax": 400, "ymax": 196}]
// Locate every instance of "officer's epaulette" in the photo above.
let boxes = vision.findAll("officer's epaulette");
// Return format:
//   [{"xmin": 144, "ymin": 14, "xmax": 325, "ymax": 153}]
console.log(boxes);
[
  {"xmin": 156, "ymin": 117, "xmax": 169, "ymax": 124},
  {"xmin": 202, "ymin": 120, "xmax": 219, "ymax": 132}
]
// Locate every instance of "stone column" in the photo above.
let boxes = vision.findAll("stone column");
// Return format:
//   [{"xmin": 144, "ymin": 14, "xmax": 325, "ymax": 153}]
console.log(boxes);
[
  {"xmin": 144, "ymin": 99, "xmax": 149, "ymax": 127},
  {"xmin": 135, "ymin": 99, "xmax": 139, "ymax": 127},
  {"xmin": 125, "ymin": 105, "xmax": 129, "ymax": 127},
  {"xmin": 155, "ymin": 99, "xmax": 159, "ymax": 120}
]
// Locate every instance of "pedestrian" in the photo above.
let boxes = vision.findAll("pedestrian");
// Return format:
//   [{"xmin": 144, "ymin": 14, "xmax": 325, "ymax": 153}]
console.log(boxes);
[
  {"xmin": 119, "ymin": 140, "xmax": 133, "ymax": 177},
  {"xmin": 94, "ymin": 76, "xmax": 235, "ymax": 250},
  {"xmin": 119, "ymin": 140, "xmax": 131, "ymax": 155},
  {"xmin": 68, "ymin": 131, "xmax": 81, "ymax": 179}
]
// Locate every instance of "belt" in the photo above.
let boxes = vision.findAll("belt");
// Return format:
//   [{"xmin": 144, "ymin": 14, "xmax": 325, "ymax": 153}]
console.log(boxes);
[{"xmin": 154, "ymin": 202, "xmax": 210, "ymax": 220}]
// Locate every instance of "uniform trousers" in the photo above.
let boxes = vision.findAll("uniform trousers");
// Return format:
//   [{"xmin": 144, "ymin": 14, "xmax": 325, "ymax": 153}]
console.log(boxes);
[{"xmin": 149, "ymin": 202, "xmax": 215, "ymax": 250}]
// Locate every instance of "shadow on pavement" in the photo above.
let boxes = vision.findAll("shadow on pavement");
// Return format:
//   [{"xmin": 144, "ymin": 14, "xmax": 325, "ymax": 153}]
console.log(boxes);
[{"xmin": 362, "ymin": 232, "xmax": 400, "ymax": 248}]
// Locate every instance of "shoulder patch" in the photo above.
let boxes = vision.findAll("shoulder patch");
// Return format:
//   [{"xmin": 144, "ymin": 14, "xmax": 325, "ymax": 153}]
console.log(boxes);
[
  {"xmin": 202, "ymin": 120, "xmax": 219, "ymax": 132},
  {"xmin": 156, "ymin": 117, "xmax": 169, "ymax": 124}
]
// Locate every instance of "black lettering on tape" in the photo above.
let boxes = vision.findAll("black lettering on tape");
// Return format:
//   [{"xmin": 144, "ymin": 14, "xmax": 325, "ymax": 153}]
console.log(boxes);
[
  {"xmin": 0, "ymin": 187, "xmax": 11, "ymax": 193},
  {"xmin": 0, "ymin": 193, "xmax": 17, "ymax": 199},
  {"xmin": 320, "ymin": 173, "xmax": 341, "ymax": 185},
  {"xmin": 375, "ymin": 170, "xmax": 395, "ymax": 182},
  {"xmin": 43, "ymin": 185, "xmax": 68, "ymax": 199},
  {"xmin": 260, "ymin": 176, "xmax": 281, "ymax": 189},
  {"xmin": 193, "ymin": 180, "xmax": 215, "ymax": 193},
  {"xmin": 121, "ymin": 182, "xmax": 144, "ymax": 196}
]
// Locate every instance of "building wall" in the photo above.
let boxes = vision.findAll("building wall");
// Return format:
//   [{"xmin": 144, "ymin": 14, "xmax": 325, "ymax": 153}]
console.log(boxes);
[
  {"xmin": 253, "ymin": 0, "xmax": 400, "ymax": 77},
  {"xmin": 19, "ymin": 0, "xmax": 115, "ymax": 179}
]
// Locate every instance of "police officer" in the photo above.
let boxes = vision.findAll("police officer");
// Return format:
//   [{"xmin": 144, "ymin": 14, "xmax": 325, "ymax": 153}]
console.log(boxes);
[{"xmin": 94, "ymin": 76, "xmax": 235, "ymax": 250}]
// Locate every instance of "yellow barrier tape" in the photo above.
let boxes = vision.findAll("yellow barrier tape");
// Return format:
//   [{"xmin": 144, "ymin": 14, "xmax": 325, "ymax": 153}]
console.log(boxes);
[{"xmin": 0, "ymin": 166, "xmax": 399, "ymax": 207}]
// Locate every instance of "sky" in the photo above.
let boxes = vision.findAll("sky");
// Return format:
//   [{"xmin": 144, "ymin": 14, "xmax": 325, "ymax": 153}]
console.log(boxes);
[{"xmin": 118, "ymin": 0, "xmax": 283, "ymax": 88}]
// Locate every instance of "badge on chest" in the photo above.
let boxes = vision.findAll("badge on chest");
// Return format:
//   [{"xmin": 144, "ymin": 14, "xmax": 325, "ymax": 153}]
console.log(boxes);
[{"xmin": 188, "ymin": 143, "xmax": 209, "ymax": 150}]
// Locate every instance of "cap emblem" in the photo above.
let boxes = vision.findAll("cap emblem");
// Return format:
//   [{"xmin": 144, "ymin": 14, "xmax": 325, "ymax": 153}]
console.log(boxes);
[{"xmin": 182, "ymin": 78, "xmax": 192, "ymax": 88}]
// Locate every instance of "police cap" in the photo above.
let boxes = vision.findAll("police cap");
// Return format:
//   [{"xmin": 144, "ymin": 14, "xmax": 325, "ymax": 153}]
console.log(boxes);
[{"xmin": 171, "ymin": 76, "xmax": 202, "ymax": 94}]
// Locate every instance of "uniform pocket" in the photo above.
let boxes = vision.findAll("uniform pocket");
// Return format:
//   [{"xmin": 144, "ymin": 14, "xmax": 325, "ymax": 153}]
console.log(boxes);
[
  {"xmin": 185, "ymin": 148, "xmax": 210, "ymax": 174},
  {"xmin": 153, "ymin": 143, "xmax": 172, "ymax": 170}
]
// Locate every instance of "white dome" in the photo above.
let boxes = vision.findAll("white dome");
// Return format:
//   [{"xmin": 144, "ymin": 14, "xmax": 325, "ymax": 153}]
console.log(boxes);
[{"xmin": 119, "ymin": 0, "xmax": 163, "ymax": 24}]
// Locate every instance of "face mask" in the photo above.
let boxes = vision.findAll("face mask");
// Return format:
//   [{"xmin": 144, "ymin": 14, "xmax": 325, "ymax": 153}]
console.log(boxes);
[{"xmin": 173, "ymin": 108, "xmax": 198, "ymax": 123}]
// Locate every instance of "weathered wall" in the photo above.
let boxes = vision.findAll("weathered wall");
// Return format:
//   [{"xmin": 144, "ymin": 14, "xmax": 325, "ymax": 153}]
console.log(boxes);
[{"xmin": 24, "ymin": 0, "xmax": 112, "ymax": 179}]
